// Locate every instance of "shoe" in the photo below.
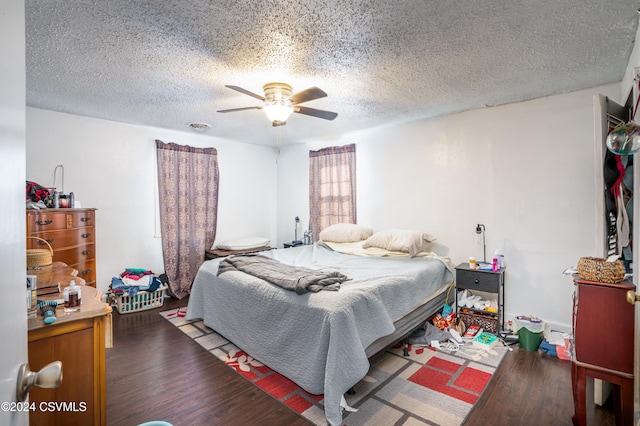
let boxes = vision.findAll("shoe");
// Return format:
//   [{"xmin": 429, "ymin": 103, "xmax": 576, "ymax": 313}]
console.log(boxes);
[
  {"xmin": 474, "ymin": 300, "xmax": 489, "ymax": 309},
  {"xmin": 458, "ymin": 291, "xmax": 475, "ymax": 306},
  {"xmin": 465, "ymin": 295, "xmax": 482, "ymax": 308}
]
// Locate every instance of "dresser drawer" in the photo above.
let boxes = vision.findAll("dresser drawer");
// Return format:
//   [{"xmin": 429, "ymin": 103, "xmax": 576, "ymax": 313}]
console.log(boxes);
[
  {"xmin": 573, "ymin": 280, "xmax": 634, "ymax": 373},
  {"xmin": 66, "ymin": 210, "xmax": 95, "ymax": 228},
  {"xmin": 27, "ymin": 211, "xmax": 67, "ymax": 231},
  {"xmin": 54, "ymin": 243, "xmax": 96, "ymax": 265},
  {"xmin": 28, "ymin": 227, "xmax": 95, "ymax": 250},
  {"xmin": 456, "ymin": 269, "xmax": 501, "ymax": 293},
  {"xmin": 72, "ymin": 258, "xmax": 96, "ymax": 286},
  {"xmin": 27, "ymin": 209, "xmax": 95, "ymax": 232}
]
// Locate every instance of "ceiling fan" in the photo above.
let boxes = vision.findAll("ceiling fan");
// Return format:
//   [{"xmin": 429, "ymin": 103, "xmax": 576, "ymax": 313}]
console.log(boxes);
[{"xmin": 217, "ymin": 82, "xmax": 338, "ymax": 126}]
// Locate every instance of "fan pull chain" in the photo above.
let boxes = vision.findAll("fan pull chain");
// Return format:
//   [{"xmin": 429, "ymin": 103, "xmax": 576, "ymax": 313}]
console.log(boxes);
[{"xmin": 276, "ymin": 125, "xmax": 281, "ymax": 164}]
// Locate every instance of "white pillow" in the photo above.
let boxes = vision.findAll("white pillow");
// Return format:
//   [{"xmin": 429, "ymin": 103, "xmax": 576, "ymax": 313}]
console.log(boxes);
[
  {"xmin": 362, "ymin": 229, "xmax": 436, "ymax": 257},
  {"xmin": 214, "ymin": 236, "xmax": 270, "ymax": 251},
  {"xmin": 319, "ymin": 223, "xmax": 373, "ymax": 243}
]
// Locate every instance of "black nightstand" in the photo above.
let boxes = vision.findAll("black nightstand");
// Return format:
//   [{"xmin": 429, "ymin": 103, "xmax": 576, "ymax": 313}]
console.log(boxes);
[{"xmin": 455, "ymin": 263, "xmax": 505, "ymax": 335}]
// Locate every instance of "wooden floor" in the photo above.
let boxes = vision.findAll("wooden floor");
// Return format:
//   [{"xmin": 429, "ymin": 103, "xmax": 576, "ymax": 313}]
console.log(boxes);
[{"xmin": 107, "ymin": 296, "xmax": 616, "ymax": 426}]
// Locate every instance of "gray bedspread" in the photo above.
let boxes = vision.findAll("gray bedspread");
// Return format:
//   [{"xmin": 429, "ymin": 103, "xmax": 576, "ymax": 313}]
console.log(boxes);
[
  {"xmin": 186, "ymin": 243, "xmax": 452, "ymax": 426},
  {"xmin": 217, "ymin": 254, "xmax": 348, "ymax": 293}
]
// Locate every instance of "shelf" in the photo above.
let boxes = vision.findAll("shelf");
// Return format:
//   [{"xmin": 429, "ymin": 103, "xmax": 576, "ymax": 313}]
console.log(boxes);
[
  {"xmin": 455, "ymin": 262, "xmax": 505, "ymax": 335},
  {"xmin": 459, "ymin": 307, "xmax": 497, "ymax": 317}
]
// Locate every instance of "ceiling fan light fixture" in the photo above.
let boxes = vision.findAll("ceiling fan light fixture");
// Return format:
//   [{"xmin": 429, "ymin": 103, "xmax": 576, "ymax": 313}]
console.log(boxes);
[
  {"xmin": 263, "ymin": 102, "xmax": 294, "ymax": 123},
  {"xmin": 218, "ymin": 82, "xmax": 337, "ymax": 125},
  {"xmin": 262, "ymin": 82, "xmax": 294, "ymax": 124}
]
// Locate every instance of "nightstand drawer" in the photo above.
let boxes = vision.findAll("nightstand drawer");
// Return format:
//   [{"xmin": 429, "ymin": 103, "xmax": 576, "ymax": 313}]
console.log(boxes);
[{"xmin": 456, "ymin": 269, "xmax": 501, "ymax": 292}]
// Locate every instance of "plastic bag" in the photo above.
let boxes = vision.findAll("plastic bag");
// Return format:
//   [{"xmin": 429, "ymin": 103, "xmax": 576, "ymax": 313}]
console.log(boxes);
[{"xmin": 513, "ymin": 315, "xmax": 545, "ymax": 333}]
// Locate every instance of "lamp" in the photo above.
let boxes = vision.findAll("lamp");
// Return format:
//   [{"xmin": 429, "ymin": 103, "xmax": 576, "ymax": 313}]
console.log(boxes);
[
  {"xmin": 293, "ymin": 216, "xmax": 302, "ymax": 245},
  {"xmin": 262, "ymin": 82, "xmax": 294, "ymax": 125},
  {"xmin": 475, "ymin": 224, "xmax": 486, "ymax": 263}
]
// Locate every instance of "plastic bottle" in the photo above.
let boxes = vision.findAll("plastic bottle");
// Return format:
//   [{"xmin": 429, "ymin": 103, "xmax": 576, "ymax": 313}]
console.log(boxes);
[
  {"xmin": 27, "ymin": 275, "xmax": 37, "ymax": 315},
  {"xmin": 469, "ymin": 257, "xmax": 477, "ymax": 270},
  {"xmin": 69, "ymin": 192, "xmax": 75, "ymax": 209},
  {"xmin": 64, "ymin": 280, "xmax": 82, "ymax": 312},
  {"xmin": 494, "ymin": 249, "xmax": 505, "ymax": 269},
  {"xmin": 492, "ymin": 255, "xmax": 499, "ymax": 272}
]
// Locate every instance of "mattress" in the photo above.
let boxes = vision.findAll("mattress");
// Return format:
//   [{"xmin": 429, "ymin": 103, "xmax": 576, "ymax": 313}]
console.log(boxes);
[{"xmin": 186, "ymin": 243, "xmax": 453, "ymax": 426}]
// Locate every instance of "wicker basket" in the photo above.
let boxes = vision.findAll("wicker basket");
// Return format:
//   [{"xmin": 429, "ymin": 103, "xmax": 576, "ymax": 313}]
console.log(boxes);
[
  {"xmin": 111, "ymin": 285, "xmax": 167, "ymax": 314},
  {"xmin": 459, "ymin": 310, "xmax": 497, "ymax": 333},
  {"xmin": 26, "ymin": 236, "xmax": 53, "ymax": 267},
  {"xmin": 577, "ymin": 256, "xmax": 626, "ymax": 284}
]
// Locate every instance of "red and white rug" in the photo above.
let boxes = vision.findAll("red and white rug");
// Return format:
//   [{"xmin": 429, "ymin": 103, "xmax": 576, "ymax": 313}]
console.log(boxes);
[{"xmin": 161, "ymin": 308, "xmax": 507, "ymax": 425}]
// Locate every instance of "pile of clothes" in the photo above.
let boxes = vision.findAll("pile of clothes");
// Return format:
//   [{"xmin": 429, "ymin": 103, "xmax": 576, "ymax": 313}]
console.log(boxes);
[
  {"xmin": 26, "ymin": 180, "xmax": 52, "ymax": 209},
  {"xmin": 110, "ymin": 268, "xmax": 162, "ymax": 297}
]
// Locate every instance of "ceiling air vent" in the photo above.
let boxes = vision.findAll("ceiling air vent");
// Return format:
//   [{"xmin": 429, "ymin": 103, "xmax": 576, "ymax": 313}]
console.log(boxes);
[{"xmin": 186, "ymin": 122, "xmax": 211, "ymax": 131}]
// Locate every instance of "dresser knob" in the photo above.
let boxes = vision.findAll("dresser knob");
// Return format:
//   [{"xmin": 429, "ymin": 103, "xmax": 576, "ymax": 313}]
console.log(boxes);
[
  {"xmin": 81, "ymin": 233, "xmax": 91, "ymax": 238},
  {"xmin": 626, "ymin": 290, "xmax": 640, "ymax": 305},
  {"xmin": 474, "ymin": 279, "xmax": 479, "ymax": 284}
]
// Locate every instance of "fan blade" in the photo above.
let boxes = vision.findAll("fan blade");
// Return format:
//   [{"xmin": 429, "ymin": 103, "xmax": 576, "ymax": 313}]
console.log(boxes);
[
  {"xmin": 217, "ymin": 106, "xmax": 261, "ymax": 113},
  {"xmin": 294, "ymin": 106, "xmax": 338, "ymax": 121},
  {"xmin": 292, "ymin": 86, "xmax": 327, "ymax": 105},
  {"xmin": 225, "ymin": 85, "xmax": 265, "ymax": 101}
]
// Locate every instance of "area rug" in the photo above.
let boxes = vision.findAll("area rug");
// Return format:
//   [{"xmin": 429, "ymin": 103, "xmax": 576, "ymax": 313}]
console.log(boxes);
[{"xmin": 161, "ymin": 308, "xmax": 508, "ymax": 425}]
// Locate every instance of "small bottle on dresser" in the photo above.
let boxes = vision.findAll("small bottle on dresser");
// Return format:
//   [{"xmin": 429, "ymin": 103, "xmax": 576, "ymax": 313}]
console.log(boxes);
[{"xmin": 63, "ymin": 280, "xmax": 82, "ymax": 312}]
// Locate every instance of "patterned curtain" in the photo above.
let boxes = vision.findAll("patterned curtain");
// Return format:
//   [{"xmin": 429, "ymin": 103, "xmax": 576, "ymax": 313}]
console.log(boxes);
[
  {"xmin": 309, "ymin": 144, "xmax": 356, "ymax": 241},
  {"xmin": 156, "ymin": 140, "xmax": 219, "ymax": 299}
]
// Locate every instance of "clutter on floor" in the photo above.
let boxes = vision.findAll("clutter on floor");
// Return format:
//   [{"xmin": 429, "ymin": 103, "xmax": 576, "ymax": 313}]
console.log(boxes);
[
  {"xmin": 410, "ymin": 302, "xmax": 511, "ymax": 361},
  {"xmin": 427, "ymin": 293, "xmax": 571, "ymax": 357}
]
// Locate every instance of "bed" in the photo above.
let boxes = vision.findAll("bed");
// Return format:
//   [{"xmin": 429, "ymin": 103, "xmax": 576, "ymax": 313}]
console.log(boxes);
[{"xmin": 186, "ymin": 239, "xmax": 453, "ymax": 426}]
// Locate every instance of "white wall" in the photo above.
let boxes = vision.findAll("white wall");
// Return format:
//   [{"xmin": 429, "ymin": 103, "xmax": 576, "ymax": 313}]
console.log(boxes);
[
  {"xmin": 277, "ymin": 83, "xmax": 623, "ymax": 331},
  {"xmin": 26, "ymin": 108, "xmax": 277, "ymax": 296}
]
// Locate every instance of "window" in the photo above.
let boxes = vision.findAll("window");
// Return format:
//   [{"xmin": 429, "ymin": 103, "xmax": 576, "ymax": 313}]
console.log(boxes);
[{"xmin": 309, "ymin": 144, "xmax": 356, "ymax": 241}]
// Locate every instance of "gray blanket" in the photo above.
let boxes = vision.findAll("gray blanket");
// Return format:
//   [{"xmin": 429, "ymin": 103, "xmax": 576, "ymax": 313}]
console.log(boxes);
[
  {"xmin": 217, "ymin": 254, "xmax": 347, "ymax": 294},
  {"xmin": 187, "ymin": 244, "xmax": 452, "ymax": 426}
]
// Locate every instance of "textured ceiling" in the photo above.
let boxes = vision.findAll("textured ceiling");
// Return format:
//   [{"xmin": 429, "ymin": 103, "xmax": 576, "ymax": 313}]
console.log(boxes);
[{"xmin": 26, "ymin": 0, "xmax": 639, "ymax": 146}]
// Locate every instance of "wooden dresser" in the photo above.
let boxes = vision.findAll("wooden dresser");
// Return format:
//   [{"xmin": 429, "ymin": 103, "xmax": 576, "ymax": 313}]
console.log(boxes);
[
  {"xmin": 572, "ymin": 276, "xmax": 634, "ymax": 425},
  {"xmin": 28, "ymin": 262, "xmax": 111, "ymax": 426},
  {"xmin": 26, "ymin": 208, "xmax": 97, "ymax": 286}
]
